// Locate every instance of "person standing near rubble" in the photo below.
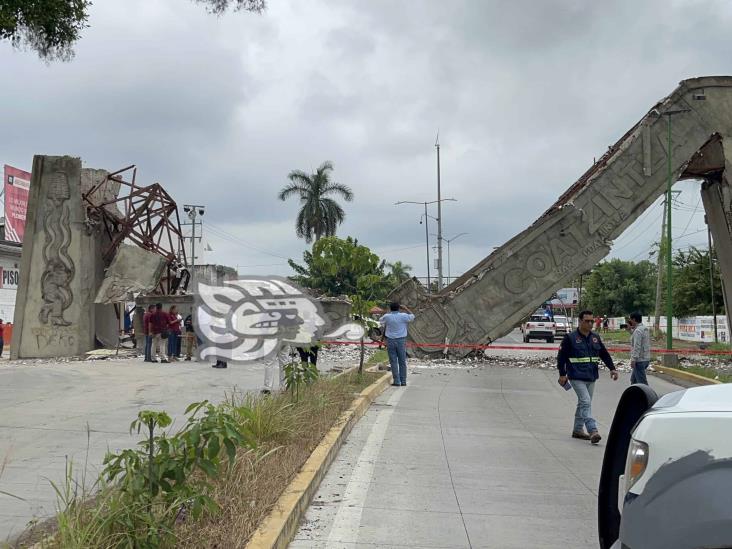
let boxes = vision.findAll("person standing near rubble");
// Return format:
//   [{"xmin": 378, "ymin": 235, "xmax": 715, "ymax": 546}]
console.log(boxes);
[
  {"xmin": 166, "ymin": 305, "xmax": 182, "ymax": 361},
  {"xmin": 183, "ymin": 312, "xmax": 197, "ymax": 360},
  {"xmin": 379, "ymin": 302, "xmax": 415, "ymax": 386},
  {"xmin": 628, "ymin": 311, "xmax": 651, "ymax": 384},
  {"xmin": 557, "ymin": 309, "xmax": 619, "ymax": 444},
  {"xmin": 150, "ymin": 303, "xmax": 169, "ymax": 363},
  {"xmin": 143, "ymin": 304, "xmax": 154, "ymax": 362}
]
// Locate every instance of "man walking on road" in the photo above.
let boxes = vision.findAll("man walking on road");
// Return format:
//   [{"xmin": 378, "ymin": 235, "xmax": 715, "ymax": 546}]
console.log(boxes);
[
  {"xmin": 557, "ymin": 309, "xmax": 619, "ymax": 444},
  {"xmin": 379, "ymin": 302, "xmax": 415, "ymax": 386},
  {"xmin": 628, "ymin": 311, "xmax": 651, "ymax": 385}
]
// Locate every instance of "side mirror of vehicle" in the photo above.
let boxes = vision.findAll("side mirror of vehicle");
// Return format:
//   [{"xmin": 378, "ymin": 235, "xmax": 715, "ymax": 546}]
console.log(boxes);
[{"xmin": 598, "ymin": 384, "xmax": 659, "ymax": 549}]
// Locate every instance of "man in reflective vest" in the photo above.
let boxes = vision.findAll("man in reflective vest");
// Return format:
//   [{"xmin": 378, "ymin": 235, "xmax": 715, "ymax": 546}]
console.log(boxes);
[{"xmin": 557, "ymin": 309, "xmax": 619, "ymax": 444}]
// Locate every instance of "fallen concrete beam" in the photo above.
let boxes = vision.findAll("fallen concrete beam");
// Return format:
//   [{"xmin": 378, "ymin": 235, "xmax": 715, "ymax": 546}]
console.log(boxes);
[{"xmin": 391, "ymin": 76, "xmax": 732, "ymax": 356}]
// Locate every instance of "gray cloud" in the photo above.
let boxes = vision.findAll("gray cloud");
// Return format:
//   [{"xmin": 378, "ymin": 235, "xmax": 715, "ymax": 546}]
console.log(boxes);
[{"xmin": 1, "ymin": 0, "xmax": 730, "ymax": 281}]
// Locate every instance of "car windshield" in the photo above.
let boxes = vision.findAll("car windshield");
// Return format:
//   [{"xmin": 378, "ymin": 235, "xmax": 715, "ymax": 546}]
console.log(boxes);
[
  {"xmin": 554, "ymin": 316, "xmax": 567, "ymax": 323},
  {"xmin": 529, "ymin": 316, "xmax": 546, "ymax": 322}
]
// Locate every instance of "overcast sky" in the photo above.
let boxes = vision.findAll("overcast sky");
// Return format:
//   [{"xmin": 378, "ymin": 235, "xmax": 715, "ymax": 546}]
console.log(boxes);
[{"xmin": 1, "ymin": 0, "xmax": 729, "ymax": 281}]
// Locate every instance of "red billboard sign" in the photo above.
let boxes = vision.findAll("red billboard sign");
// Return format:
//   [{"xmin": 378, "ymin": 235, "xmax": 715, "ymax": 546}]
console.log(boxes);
[{"xmin": 4, "ymin": 165, "xmax": 31, "ymax": 242}]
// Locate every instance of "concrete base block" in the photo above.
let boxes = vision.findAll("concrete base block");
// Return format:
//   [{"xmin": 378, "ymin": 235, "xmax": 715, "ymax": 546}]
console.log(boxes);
[{"xmin": 662, "ymin": 353, "xmax": 679, "ymax": 368}]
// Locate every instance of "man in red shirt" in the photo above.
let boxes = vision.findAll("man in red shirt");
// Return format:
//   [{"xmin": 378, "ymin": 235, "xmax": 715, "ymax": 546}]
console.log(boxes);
[
  {"xmin": 167, "ymin": 305, "xmax": 182, "ymax": 362},
  {"xmin": 143, "ymin": 304, "xmax": 154, "ymax": 362},
  {"xmin": 150, "ymin": 303, "xmax": 170, "ymax": 363}
]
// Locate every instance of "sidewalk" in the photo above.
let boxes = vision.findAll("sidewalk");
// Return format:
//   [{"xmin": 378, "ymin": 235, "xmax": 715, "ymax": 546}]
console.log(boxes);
[
  {"xmin": 292, "ymin": 365, "xmax": 682, "ymax": 548},
  {"xmin": 0, "ymin": 349, "xmax": 353, "ymax": 542}
]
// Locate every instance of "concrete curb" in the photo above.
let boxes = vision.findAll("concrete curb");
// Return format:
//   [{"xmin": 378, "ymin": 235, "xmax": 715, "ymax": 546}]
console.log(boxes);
[
  {"xmin": 653, "ymin": 365, "xmax": 723, "ymax": 386},
  {"xmin": 245, "ymin": 370, "xmax": 392, "ymax": 549}
]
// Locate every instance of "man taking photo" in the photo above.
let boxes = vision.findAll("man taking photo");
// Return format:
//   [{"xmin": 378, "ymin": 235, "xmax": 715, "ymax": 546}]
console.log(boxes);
[{"xmin": 557, "ymin": 309, "xmax": 619, "ymax": 444}]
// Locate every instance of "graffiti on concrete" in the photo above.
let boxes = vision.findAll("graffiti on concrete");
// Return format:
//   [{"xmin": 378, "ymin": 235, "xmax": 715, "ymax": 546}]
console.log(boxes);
[
  {"xmin": 38, "ymin": 171, "xmax": 75, "ymax": 326},
  {"xmin": 31, "ymin": 325, "xmax": 76, "ymax": 351}
]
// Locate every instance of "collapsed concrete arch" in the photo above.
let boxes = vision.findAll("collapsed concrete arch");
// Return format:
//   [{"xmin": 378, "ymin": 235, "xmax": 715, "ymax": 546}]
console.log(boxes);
[{"xmin": 390, "ymin": 76, "xmax": 732, "ymax": 357}]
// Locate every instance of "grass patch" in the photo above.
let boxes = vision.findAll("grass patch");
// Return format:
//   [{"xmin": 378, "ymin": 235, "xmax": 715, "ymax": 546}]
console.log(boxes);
[
  {"xmin": 675, "ymin": 364, "xmax": 732, "ymax": 383},
  {"xmin": 366, "ymin": 349, "xmax": 388, "ymax": 366},
  {"xmin": 32, "ymin": 371, "xmax": 382, "ymax": 549}
]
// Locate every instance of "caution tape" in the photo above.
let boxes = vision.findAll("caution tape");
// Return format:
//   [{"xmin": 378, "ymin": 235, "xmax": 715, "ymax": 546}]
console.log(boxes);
[{"xmin": 320, "ymin": 339, "xmax": 732, "ymax": 356}]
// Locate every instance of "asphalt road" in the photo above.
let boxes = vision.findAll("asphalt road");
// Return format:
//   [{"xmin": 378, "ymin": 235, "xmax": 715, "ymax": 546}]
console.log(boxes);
[{"xmin": 291, "ymin": 363, "xmax": 683, "ymax": 549}]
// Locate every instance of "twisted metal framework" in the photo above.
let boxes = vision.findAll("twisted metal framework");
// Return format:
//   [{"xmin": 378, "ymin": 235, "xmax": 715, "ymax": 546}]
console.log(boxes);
[{"xmin": 82, "ymin": 165, "xmax": 188, "ymax": 294}]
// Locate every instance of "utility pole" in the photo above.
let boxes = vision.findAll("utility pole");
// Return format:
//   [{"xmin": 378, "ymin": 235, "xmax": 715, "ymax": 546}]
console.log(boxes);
[
  {"xmin": 436, "ymin": 133, "xmax": 444, "ymax": 291},
  {"xmin": 707, "ymin": 217, "xmax": 719, "ymax": 343},
  {"xmin": 666, "ymin": 115, "xmax": 673, "ymax": 350},
  {"xmin": 661, "ymin": 108, "xmax": 690, "ymax": 352},
  {"xmin": 653, "ymin": 198, "xmax": 667, "ymax": 338},
  {"xmin": 182, "ymin": 204, "xmax": 206, "ymax": 271},
  {"xmin": 424, "ymin": 202, "xmax": 431, "ymax": 292}
]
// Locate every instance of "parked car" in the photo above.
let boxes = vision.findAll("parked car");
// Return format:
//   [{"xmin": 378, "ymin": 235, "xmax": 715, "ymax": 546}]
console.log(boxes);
[
  {"xmin": 553, "ymin": 315, "xmax": 570, "ymax": 336},
  {"xmin": 520, "ymin": 315, "xmax": 556, "ymax": 343},
  {"xmin": 598, "ymin": 383, "xmax": 732, "ymax": 549}
]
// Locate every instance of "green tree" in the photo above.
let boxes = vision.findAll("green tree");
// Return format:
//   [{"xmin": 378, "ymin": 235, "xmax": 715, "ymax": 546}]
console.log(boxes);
[
  {"xmin": 672, "ymin": 246, "xmax": 723, "ymax": 317},
  {"xmin": 278, "ymin": 161, "xmax": 354, "ymax": 243},
  {"xmin": 583, "ymin": 259, "xmax": 656, "ymax": 316},
  {"xmin": 0, "ymin": 0, "xmax": 91, "ymax": 61},
  {"xmin": 1, "ymin": 0, "xmax": 265, "ymax": 61},
  {"xmin": 387, "ymin": 261, "xmax": 412, "ymax": 285},
  {"xmin": 193, "ymin": 0, "xmax": 265, "ymax": 14},
  {"xmin": 288, "ymin": 236, "xmax": 392, "ymax": 301}
]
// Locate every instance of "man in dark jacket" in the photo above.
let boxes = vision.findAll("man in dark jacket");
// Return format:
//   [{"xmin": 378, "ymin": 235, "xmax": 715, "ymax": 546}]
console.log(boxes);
[{"xmin": 557, "ymin": 309, "xmax": 619, "ymax": 444}]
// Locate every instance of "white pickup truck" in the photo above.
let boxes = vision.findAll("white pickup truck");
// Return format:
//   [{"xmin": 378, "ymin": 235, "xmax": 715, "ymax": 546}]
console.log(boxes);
[
  {"xmin": 520, "ymin": 314, "xmax": 556, "ymax": 343},
  {"xmin": 598, "ymin": 383, "xmax": 732, "ymax": 549}
]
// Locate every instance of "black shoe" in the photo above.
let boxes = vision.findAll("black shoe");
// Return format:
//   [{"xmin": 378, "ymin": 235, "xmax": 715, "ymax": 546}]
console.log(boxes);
[
  {"xmin": 590, "ymin": 431, "xmax": 602, "ymax": 444},
  {"xmin": 572, "ymin": 431, "xmax": 591, "ymax": 440},
  {"xmin": 401, "ymin": 382, "xmax": 407, "ymax": 386},
  {"xmin": 160, "ymin": 359, "xmax": 169, "ymax": 363},
  {"xmin": 391, "ymin": 383, "xmax": 400, "ymax": 387},
  {"xmin": 185, "ymin": 357, "xmax": 191, "ymax": 361}
]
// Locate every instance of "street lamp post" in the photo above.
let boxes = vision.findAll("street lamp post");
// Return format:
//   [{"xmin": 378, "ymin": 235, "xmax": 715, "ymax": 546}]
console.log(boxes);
[
  {"xmin": 433, "ymin": 232, "xmax": 468, "ymax": 284},
  {"xmin": 183, "ymin": 204, "xmax": 206, "ymax": 270},
  {"xmin": 396, "ymin": 199, "xmax": 456, "ymax": 293}
]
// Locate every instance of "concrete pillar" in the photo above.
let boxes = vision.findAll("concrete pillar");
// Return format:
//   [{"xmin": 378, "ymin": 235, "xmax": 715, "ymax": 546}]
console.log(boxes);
[
  {"xmin": 11, "ymin": 156, "xmax": 99, "ymax": 358},
  {"xmin": 701, "ymin": 174, "xmax": 732, "ymax": 327}
]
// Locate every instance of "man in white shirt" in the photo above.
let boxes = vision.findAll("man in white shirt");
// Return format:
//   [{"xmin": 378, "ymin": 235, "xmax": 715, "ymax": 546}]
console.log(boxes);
[
  {"xmin": 628, "ymin": 311, "xmax": 651, "ymax": 385},
  {"xmin": 379, "ymin": 302, "xmax": 415, "ymax": 386}
]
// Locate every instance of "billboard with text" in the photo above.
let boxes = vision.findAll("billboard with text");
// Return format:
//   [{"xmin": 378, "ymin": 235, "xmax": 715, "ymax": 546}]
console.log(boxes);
[{"xmin": 3, "ymin": 164, "xmax": 31, "ymax": 242}]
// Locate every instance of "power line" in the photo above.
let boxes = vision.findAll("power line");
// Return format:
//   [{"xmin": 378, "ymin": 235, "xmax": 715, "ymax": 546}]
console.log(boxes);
[
  {"xmin": 204, "ymin": 223, "xmax": 291, "ymax": 260},
  {"xmin": 677, "ymin": 194, "xmax": 702, "ymax": 239}
]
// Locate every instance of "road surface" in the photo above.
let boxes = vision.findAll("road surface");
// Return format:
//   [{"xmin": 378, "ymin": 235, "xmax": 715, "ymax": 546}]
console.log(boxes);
[{"xmin": 291, "ymin": 363, "xmax": 682, "ymax": 548}]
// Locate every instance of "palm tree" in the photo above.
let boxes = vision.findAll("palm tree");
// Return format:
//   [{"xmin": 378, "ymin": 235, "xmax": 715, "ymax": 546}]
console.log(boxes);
[
  {"xmin": 388, "ymin": 261, "xmax": 412, "ymax": 283},
  {"xmin": 278, "ymin": 161, "xmax": 354, "ymax": 243}
]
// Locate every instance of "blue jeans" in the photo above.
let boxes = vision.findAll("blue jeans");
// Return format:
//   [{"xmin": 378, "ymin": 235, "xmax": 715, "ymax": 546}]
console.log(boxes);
[
  {"xmin": 167, "ymin": 334, "xmax": 180, "ymax": 357},
  {"xmin": 631, "ymin": 361, "xmax": 649, "ymax": 385},
  {"xmin": 386, "ymin": 337, "xmax": 408, "ymax": 385},
  {"xmin": 571, "ymin": 379, "xmax": 597, "ymax": 434},
  {"xmin": 144, "ymin": 335, "xmax": 152, "ymax": 361}
]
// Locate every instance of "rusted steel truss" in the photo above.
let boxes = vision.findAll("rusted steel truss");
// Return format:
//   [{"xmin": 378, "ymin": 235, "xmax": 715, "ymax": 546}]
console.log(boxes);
[{"xmin": 82, "ymin": 165, "xmax": 188, "ymax": 294}]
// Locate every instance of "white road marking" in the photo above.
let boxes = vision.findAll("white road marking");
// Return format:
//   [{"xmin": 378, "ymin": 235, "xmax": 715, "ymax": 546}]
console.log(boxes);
[{"xmin": 324, "ymin": 387, "xmax": 406, "ymax": 547}]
